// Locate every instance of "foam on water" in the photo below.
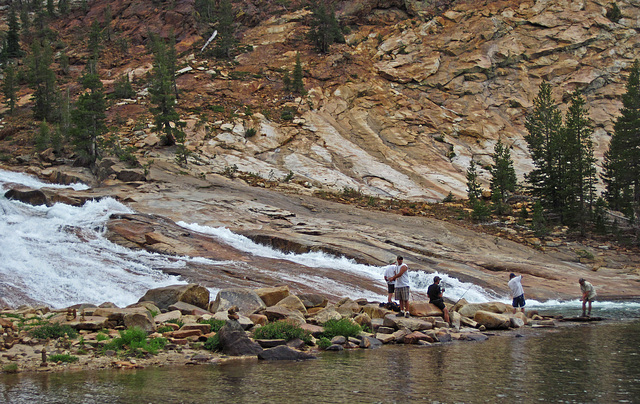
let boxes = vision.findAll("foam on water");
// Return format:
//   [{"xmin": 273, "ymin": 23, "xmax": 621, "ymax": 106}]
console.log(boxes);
[
  {"xmin": 1, "ymin": 169, "xmax": 636, "ymax": 313},
  {"xmin": 0, "ymin": 169, "xmax": 89, "ymax": 191}
]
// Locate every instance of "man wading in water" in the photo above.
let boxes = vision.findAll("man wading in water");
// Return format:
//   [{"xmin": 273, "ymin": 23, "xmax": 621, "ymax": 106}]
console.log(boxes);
[
  {"xmin": 508, "ymin": 273, "xmax": 525, "ymax": 314},
  {"xmin": 579, "ymin": 278, "xmax": 597, "ymax": 317},
  {"xmin": 388, "ymin": 256, "xmax": 410, "ymax": 318}
]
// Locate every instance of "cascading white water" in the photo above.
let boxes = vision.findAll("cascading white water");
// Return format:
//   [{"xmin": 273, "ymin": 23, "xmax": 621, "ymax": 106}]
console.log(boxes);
[{"xmin": 2, "ymin": 169, "xmax": 638, "ymax": 314}]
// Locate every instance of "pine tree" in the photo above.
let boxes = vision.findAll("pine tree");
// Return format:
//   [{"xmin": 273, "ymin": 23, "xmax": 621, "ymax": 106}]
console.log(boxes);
[
  {"xmin": 292, "ymin": 52, "xmax": 305, "ymax": 94},
  {"xmin": 28, "ymin": 39, "xmax": 59, "ymax": 122},
  {"xmin": 86, "ymin": 19, "xmax": 102, "ymax": 74},
  {"xmin": 4, "ymin": 6, "xmax": 22, "ymax": 60},
  {"xmin": 2, "ymin": 65, "xmax": 18, "ymax": 114},
  {"xmin": 604, "ymin": 60, "xmax": 640, "ymax": 224},
  {"xmin": 524, "ymin": 82, "xmax": 563, "ymax": 215},
  {"xmin": 561, "ymin": 91, "xmax": 596, "ymax": 230},
  {"xmin": 70, "ymin": 69, "xmax": 107, "ymax": 166},
  {"xmin": 490, "ymin": 138, "xmax": 517, "ymax": 213},
  {"xmin": 58, "ymin": 0, "xmax": 69, "ymax": 15},
  {"xmin": 149, "ymin": 36, "xmax": 186, "ymax": 149},
  {"xmin": 307, "ymin": 4, "xmax": 344, "ymax": 54},
  {"xmin": 214, "ymin": 0, "xmax": 235, "ymax": 59},
  {"xmin": 46, "ymin": 0, "xmax": 55, "ymax": 17},
  {"xmin": 466, "ymin": 160, "xmax": 482, "ymax": 202}
]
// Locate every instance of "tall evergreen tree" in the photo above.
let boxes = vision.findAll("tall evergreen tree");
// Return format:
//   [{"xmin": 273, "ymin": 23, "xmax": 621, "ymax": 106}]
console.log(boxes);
[
  {"xmin": 307, "ymin": 4, "xmax": 344, "ymax": 54},
  {"xmin": 604, "ymin": 60, "xmax": 640, "ymax": 224},
  {"xmin": 3, "ymin": 6, "xmax": 22, "ymax": 60},
  {"xmin": 292, "ymin": 52, "xmax": 305, "ymax": 94},
  {"xmin": 149, "ymin": 36, "xmax": 186, "ymax": 148},
  {"xmin": 86, "ymin": 19, "xmax": 102, "ymax": 74},
  {"xmin": 213, "ymin": 0, "xmax": 235, "ymax": 59},
  {"xmin": 58, "ymin": 0, "xmax": 69, "ymax": 15},
  {"xmin": 524, "ymin": 82, "xmax": 563, "ymax": 214},
  {"xmin": 561, "ymin": 91, "xmax": 596, "ymax": 230},
  {"xmin": 466, "ymin": 160, "xmax": 482, "ymax": 202},
  {"xmin": 70, "ymin": 69, "xmax": 107, "ymax": 166},
  {"xmin": 2, "ymin": 64, "xmax": 18, "ymax": 114},
  {"xmin": 490, "ymin": 138, "xmax": 517, "ymax": 214},
  {"xmin": 28, "ymin": 39, "xmax": 59, "ymax": 122}
]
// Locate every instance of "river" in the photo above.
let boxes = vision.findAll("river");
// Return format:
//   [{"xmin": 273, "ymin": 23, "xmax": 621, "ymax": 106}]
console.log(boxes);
[
  {"xmin": 2, "ymin": 169, "xmax": 640, "ymax": 402},
  {"xmin": 1, "ymin": 319, "xmax": 639, "ymax": 403}
]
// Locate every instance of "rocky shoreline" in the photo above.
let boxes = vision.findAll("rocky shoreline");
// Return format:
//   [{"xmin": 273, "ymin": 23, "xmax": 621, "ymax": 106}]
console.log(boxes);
[{"xmin": 0, "ymin": 283, "xmax": 599, "ymax": 375}]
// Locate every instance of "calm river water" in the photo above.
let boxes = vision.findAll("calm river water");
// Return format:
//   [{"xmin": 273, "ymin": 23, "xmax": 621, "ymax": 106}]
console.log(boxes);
[{"xmin": 1, "ymin": 319, "xmax": 639, "ymax": 403}]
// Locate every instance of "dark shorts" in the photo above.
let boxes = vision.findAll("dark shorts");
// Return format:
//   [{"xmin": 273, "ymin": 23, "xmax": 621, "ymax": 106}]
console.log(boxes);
[
  {"xmin": 430, "ymin": 298, "xmax": 446, "ymax": 310},
  {"xmin": 387, "ymin": 283, "xmax": 395, "ymax": 294},
  {"xmin": 512, "ymin": 294, "xmax": 525, "ymax": 308},
  {"xmin": 395, "ymin": 286, "xmax": 410, "ymax": 301}
]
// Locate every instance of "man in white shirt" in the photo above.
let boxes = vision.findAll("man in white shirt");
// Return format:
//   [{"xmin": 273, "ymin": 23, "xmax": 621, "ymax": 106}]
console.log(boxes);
[
  {"xmin": 389, "ymin": 256, "xmax": 410, "ymax": 318},
  {"xmin": 579, "ymin": 278, "xmax": 597, "ymax": 317},
  {"xmin": 508, "ymin": 273, "xmax": 525, "ymax": 314}
]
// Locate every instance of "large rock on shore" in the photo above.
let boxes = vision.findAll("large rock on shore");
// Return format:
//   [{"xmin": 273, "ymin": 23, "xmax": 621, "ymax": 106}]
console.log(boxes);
[
  {"xmin": 474, "ymin": 310, "xmax": 511, "ymax": 330},
  {"xmin": 457, "ymin": 302, "xmax": 509, "ymax": 318},
  {"xmin": 255, "ymin": 286, "xmax": 290, "ymax": 307},
  {"xmin": 217, "ymin": 320, "xmax": 263, "ymax": 356},
  {"xmin": 209, "ymin": 288, "xmax": 266, "ymax": 315},
  {"xmin": 257, "ymin": 345, "xmax": 316, "ymax": 361},
  {"xmin": 138, "ymin": 284, "xmax": 210, "ymax": 311},
  {"xmin": 408, "ymin": 301, "xmax": 445, "ymax": 317}
]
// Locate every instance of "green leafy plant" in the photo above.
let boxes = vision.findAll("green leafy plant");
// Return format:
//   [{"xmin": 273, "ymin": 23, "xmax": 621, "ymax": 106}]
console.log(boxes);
[
  {"xmin": 30, "ymin": 323, "xmax": 78, "ymax": 339},
  {"xmin": 317, "ymin": 337, "xmax": 332, "ymax": 350},
  {"xmin": 203, "ymin": 334, "xmax": 222, "ymax": 352},
  {"xmin": 198, "ymin": 318, "xmax": 226, "ymax": 333},
  {"xmin": 245, "ymin": 128, "xmax": 257, "ymax": 138},
  {"xmin": 156, "ymin": 326, "xmax": 174, "ymax": 333},
  {"xmin": 96, "ymin": 332, "xmax": 110, "ymax": 342},
  {"xmin": 320, "ymin": 318, "xmax": 362, "ymax": 339},
  {"xmin": 3, "ymin": 363, "xmax": 18, "ymax": 373},
  {"xmin": 103, "ymin": 327, "xmax": 167, "ymax": 357},
  {"xmin": 167, "ymin": 319, "xmax": 184, "ymax": 328},
  {"xmin": 252, "ymin": 321, "xmax": 311, "ymax": 344},
  {"xmin": 48, "ymin": 354, "xmax": 79, "ymax": 363}
]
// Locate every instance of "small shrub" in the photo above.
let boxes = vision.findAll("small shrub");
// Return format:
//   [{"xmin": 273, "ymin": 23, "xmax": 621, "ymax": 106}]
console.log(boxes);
[
  {"xmin": 30, "ymin": 323, "xmax": 78, "ymax": 339},
  {"xmin": 103, "ymin": 327, "xmax": 166, "ymax": 357},
  {"xmin": 156, "ymin": 326, "xmax": 174, "ymax": 333},
  {"xmin": 48, "ymin": 354, "xmax": 79, "ymax": 363},
  {"xmin": 283, "ymin": 170, "xmax": 294, "ymax": 182},
  {"xmin": 245, "ymin": 128, "xmax": 257, "ymax": 138},
  {"xmin": 317, "ymin": 337, "xmax": 331, "ymax": 350},
  {"xmin": 198, "ymin": 318, "xmax": 226, "ymax": 332},
  {"xmin": 321, "ymin": 318, "xmax": 362, "ymax": 339},
  {"xmin": 167, "ymin": 319, "xmax": 184, "ymax": 328},
  {"xmin": 96, "ymin": 332, "xmax": 110, "ymax": 342},
  {"xmin": 252, "ymin": 321, "xmax": 311, "ymax": 344},
  {"xmin": 606, "ymin": 2, "xmax": 622, "ymax": 23},
  {"xmin": 442, "ymin": 192, "xmax": 456, "ymax": 203},
  {"xmin": 281, "ymin": 108, "xmax": 295, "ymax": 121},
  {"xmin": 3, "ymin": 363, "xmax": 18, "ymax": 373},
  {"xmin": 204, "ymin": 334, "xmax": 222, "ymax": 352},
  {"xmin": 210, "ymin": 105, "xmax": 225, "ymax": 113}
]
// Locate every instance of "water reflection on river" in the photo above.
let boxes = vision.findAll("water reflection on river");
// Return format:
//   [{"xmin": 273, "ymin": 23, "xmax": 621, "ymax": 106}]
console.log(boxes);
[{"xmin": 2, "ymin": 321, "xmax": 639, "ymax": 403}]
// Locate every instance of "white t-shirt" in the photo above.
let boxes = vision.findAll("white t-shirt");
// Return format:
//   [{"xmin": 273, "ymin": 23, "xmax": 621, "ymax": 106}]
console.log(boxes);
[
  {"xmin": 508, "ymin": 275, "xmax": 524, "ymax": 297},
  {"xmin": 383, "ymin": 265, "xmax": 396, "ymax": 284},
  {"xmin": 395, "ymin": 263, "xmax": 410, "ymax": 288}
]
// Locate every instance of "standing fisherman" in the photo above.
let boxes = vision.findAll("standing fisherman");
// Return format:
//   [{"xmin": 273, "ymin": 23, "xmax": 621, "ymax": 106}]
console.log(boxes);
[
  {"xmin": 389, "ymin": 256, "xmax": 410, "ymax": 318},
  {"xmin": 579, "ymin": 278, "xmax": 597, "ymax": 317},
  {"xmin": 508, "ymin": 273, "xmax": 526, "ymax": 314}
]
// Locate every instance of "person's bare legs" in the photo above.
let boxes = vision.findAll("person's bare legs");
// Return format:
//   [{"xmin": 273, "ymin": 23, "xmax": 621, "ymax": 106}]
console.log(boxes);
[{"xmin": 443, "ymin": 307, "xmax": 450, "ymax": 323}]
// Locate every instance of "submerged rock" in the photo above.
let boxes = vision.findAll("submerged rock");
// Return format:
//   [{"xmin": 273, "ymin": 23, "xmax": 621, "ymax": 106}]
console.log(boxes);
[{"xmin": 258, "ymin": 345, "xmax": 316, "ymax": 361}]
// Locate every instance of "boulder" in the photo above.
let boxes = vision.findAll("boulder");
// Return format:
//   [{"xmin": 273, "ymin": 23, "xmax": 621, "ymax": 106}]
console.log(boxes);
[
  {"xmin": 66, "ymin": 316, "xmax": 109, "ymax": 331},
  {"xmin": 331, "ymin": 335, "xmax": 346, "ymax": 345},
  {"xmin": 256, "ymin": 339, "xmax": 287, "ymax": 348},
  {"xmin": 296, "ymin": 293, "xmax": 328, "ymax": 309},
  {"xmin": 474, "ymin": 310, "xmax": 511, "ymax": 330},
  {"xmin": 403, "ymin": 331, "xmax": 430, "ymax": 344},
  {"xmin": 275, "ymin": 295, "xmax": 308, "ymax": 315},
  {"xmin": 309, "ymin": 307, "xmax": 342, "ymax": 325},
  {"xmin": 127, "ymin": 301, "xmax": 161, "ymax": 315},
  {"xmin": 382, "ymin": 314, "xmax": 433, "ymax": 331},
  {"xmin": 123, "ymin": 312, "xmax": 156, "ymax": 332},
  {"xmin": 180, "ymin": 323, "xmax": 211, "ymax": 334},
  {"xmin": 138, "ymin": 284, "xmax": 210, "ymax": 311},
  {"xmin": 353, "ymin": 313, "xmax": 372, "ymax": 330},
  {"xmin": 300, "ymin": 323, "xmax": 324, "ymax": 337},
  {"xmin": 457, "ymin": 302, "xmax": 509, "ymax": 318},
  {"xmin": 261, "ymin": 306, "xmax": 306, "ymax": 325},
  {"xmin": 209, "ymin": 288, "xmax": 266, "ymax": 316},
  {"xmin": 217, "ymin": 320, "xmax": 263, "ymax": 356},
  {"xmin": 169, "ymin": 301, "xmax": 210, "ymax": 316},
  {"xmin": 510, "ymin": 317, "xmax": 525, "ymax": 328},
  {"xmin": 376, "ymin": 333, "xmax": 395, "ymax": 344},
  {"xmin": 249, "ymin": 314, "xmax": 269, "ymax": 326},
  {"xmin": 155, "ymin": 310, "xmax": 182, "ymax": 323},
  {"xmin": 361, "ymin": 304, "xmax": 389, "ymax": 319},
  {"xmin": 408, "ymin": 301, "xmax": 445, "ymax": 317},
  {"xmin": 255, "ymin": 286, "xmax": 290, "ymax": 307}
]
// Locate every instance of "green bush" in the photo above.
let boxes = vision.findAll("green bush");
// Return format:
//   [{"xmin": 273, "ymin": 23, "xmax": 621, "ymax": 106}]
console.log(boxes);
[
  {"xmin": 3, "ymin": 363, "xmax": 18, "ymax": 373},
  {"xmin": 156, "ymin": 325, "xmax": 174, "ymax": 333},
  {"xmin": 96, "ymin": 332, "xmax": 110, "ymax": 342},
  {"xmin": 30, "ymin": 323, "xmax": 78, "ymax": 339},
  {"xmin": 252, "ymin": 321, "xmax": 311, "ymax": 344},
  {"xmin": 48, "ymin": 354, "xmax": 79, "ymax": 363},
  {"xmin": 204, "ymin": 334, "xmax": 222, "ymax": 352},
  {"xmin": 198, "ymin": 318, "xmax": 226, "ymax": 332},
  {"xmin": 103, "ymin": 327, "xmax": 166, "ymax": 357},
  {"xmin": 317, "ymin": 337, "xmax": 331, "ymax": 350},
  {"xmin": 321, "ymin": 318, "xmax": 362, "ymax": 339}
]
